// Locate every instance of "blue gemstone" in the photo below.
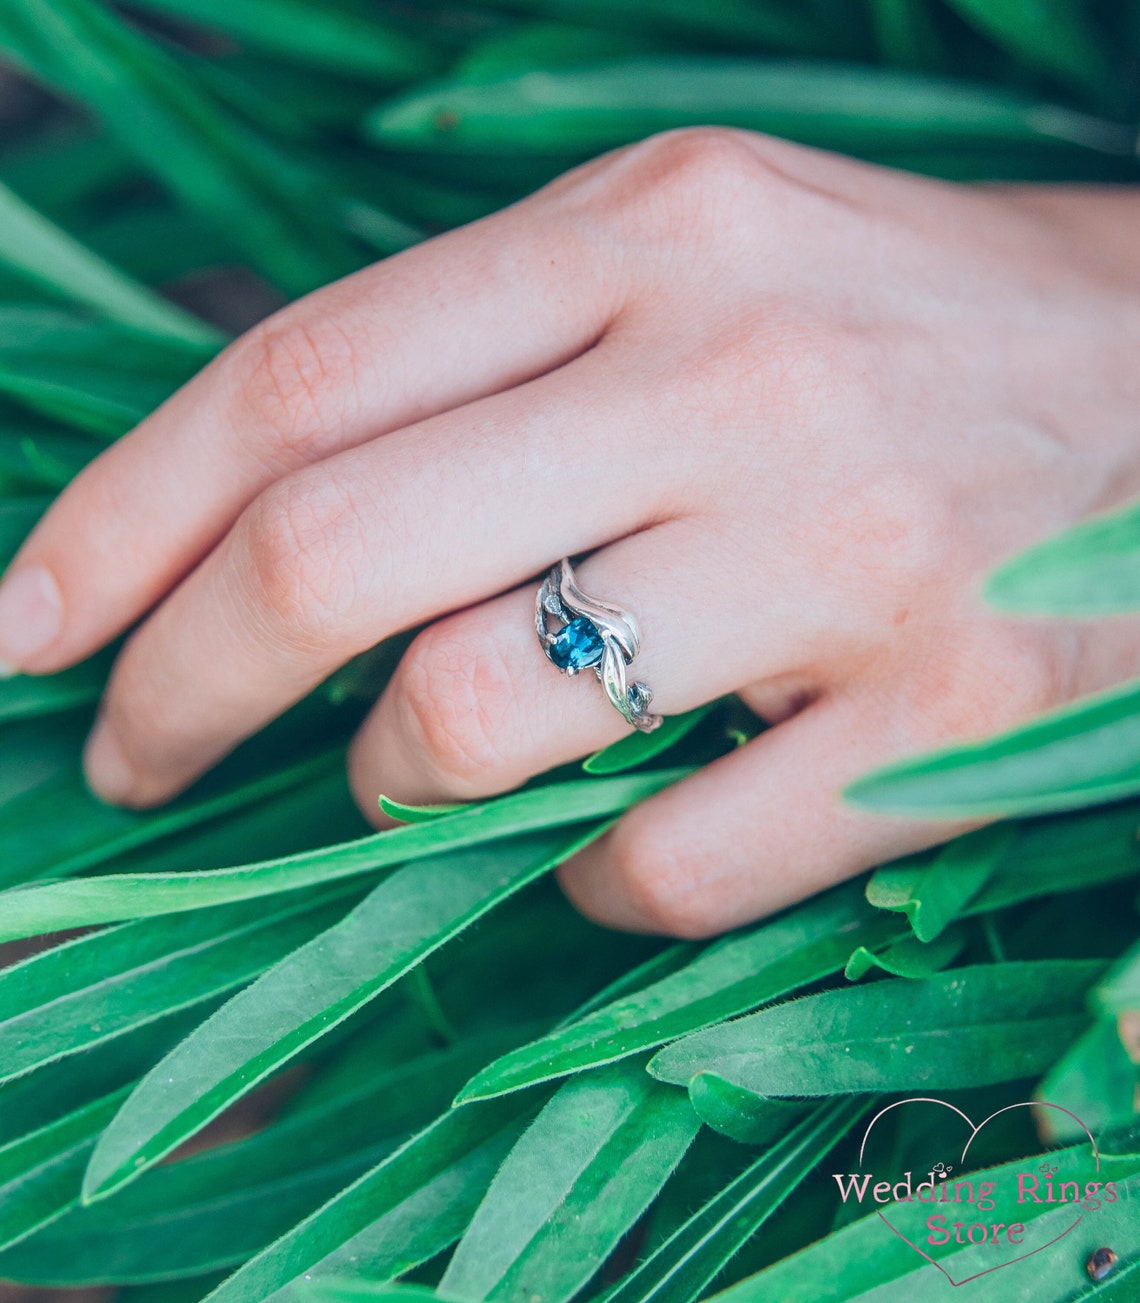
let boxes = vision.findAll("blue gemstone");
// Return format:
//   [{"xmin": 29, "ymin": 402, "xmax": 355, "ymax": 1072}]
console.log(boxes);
[{"xmin": 548, "ymin": 617, "xmax": 604, "ymax": 671}]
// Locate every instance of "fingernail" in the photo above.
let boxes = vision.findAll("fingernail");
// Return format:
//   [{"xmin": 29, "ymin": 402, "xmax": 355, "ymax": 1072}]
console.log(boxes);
[
  {"xmin": 0, "ymin": 565, "xmax": 63, "ymax": 672},
  {"xmin": 84, "ymin": 719, "xmax": 137, "ymax": 806}
]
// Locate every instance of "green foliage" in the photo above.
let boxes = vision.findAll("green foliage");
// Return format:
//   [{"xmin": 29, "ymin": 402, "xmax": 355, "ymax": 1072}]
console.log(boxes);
[
  {"xmin": 718, "ymin": 1127, "xmax": 1140, "ymax": 1301},
  {"xmin": 985, "ymin": 499, "xmax": 1140, "ymax": 616},
  {"xmin": 649, "ymin": 961, "xmax": 1105, "ymax": 1095},
  {"xmin": 0, "ymin": 0, "xmax": 1137, "ymax": 1298},
  {"xmin": 865, "ymin": 823, "xmax": 1015, "ymax": 941},
  {"xmin": 456, "ymin": 882, "xmax": 904, "ymax": 1102}
]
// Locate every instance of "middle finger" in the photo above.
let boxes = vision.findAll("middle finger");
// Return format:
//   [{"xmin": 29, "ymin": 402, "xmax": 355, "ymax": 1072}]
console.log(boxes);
[{"xmin": 83, "ymin": 348, "xmax": 693, "ymax": 806}]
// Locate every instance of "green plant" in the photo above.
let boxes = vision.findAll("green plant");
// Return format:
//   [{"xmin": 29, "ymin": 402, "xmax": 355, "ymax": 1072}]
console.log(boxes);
[{"xmin": 0, "ymin": 2, "xmax": 1138, "ymax": 1300}]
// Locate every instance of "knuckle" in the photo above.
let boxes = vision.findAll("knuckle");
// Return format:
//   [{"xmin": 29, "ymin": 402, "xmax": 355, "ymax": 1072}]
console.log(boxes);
[
  {"xmin": 607, "ymin": 816, "xmax": 719, "ymax": 939},
  {"xmin": 393, "ymin": 622, "xmax": 516, "ymax": 793},
  {"xmin": 633, "ymin": 126, "xmax": 763, "ymax": 196},
  {"xmin": 239, "ymin": 472, "xmax": 368, "ymax": 644},
  {"xmin": 230, "ymin": 312, "xmax": 361, "ymax": 465},
  {"xmin": 586, "ymin": 127, "xmax": 771, "ymax": 249},
  {"xmin": 825, "ymin": 464, "xmax": 956, "ymax": 598},
  {"xmin": 909, "ymin": 630, "xmax": 1072, "ymax": 746}
]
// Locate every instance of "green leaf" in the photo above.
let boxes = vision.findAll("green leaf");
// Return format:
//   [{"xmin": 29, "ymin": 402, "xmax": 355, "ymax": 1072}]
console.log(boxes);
[
  {"xmin": 0, "ymin": 120, "xmax": 135, "ymax": 215},
  {"xmin": 440, "ymin": 1059, "xmax": 700, "ymax": 1303},
  {"xmin": 0, "ymin": 998, "xmax": 232, "ymax": 1146},
  {"xmin": 82, "ymin": 827, "xmax": 599, "ymax": 1200},
  {"xmin": 865, "ymin": 823, "xmax": 1016, "ymax": 941},
  {"xmin": 0, "ymin": 1035, "xmax": 514, "ymax": 1284},
  {"xmin": 0, "ymin": 717, "xmax": 84, "ymax": 816},
  {"xmin": 0, "ymin": 177, "xmax": 220, "ymax": 346},
  {"xmin": 0, "ymin": 654, "xmax": 108, "ymax": 723},
  {"xmin": 717, "ymin": 1144, "xmax": 1140, "ymax": 1302},
  {"xmin": 455, "ymin": 21, "xmax": 658, "ymax": 83},
  {"xmin": 943, "ymin": 0, "xmax": 1117, "ymax": 96},
  {"xmin": 0, "ymin": 305, "xmax": 202, "ymax": 436},
  {"xmin": 443, "ymin": 0, "xmax": 834, "ymax": 51},
  {"xmin": 200, "ymin": 1098, "xmax": 533, "ymax": 1303},
  {"xmin": 0, "ymin": 1087, "xmax": 130, "ymax": 1253},
  {"xmin": 366, "ymin": 59, "xmax": 1135, "ymax": 160},
  {"xmin": 82, "ymin": 203, "xmax": 233, "ymax": 286},
  {"xmin": 0, "ymin": 426, "xmax": 98, "ymax": 492},
  {"xmin": 0, "ymin": 768, "xmax": 688, "ymax": 940},
  {"xmin": 121, "ymin": 0, "xmax": 442, "ymax": 82},
  {"xmin": 606, "ymin": 1098, "xmax": 869, "ymax": 1303},
  {"xmin": 0, "ymin": 0, "xmax": 361, "ymax": 295},
  {"xmin": 0, "ymin": 748, "xmax": 348, "ymax": 892},
  {"xmin": 1092, "ymin": 938, "xmax": 1140, "ymax": 1014},
  {"xmin": 845, "ymin": 676, "xmax": 1140, "ymax": 818},
  {"xmin": 1036, "ymin": 1018, "xmax": 1138, "ymax": 1144},
  {"xmin": 0, "ymin": 884, "xmax": 362, "ymax": 1083},
  {"xmin": 556, "ymin": 942, "xmax": 697, "ymax": 1023},
  {"xmin": 308, "ymin": 1286, "xmax": 436, "ymax": 1303},
  {"xmin": 583, "ymin": 703, "xmax": 718, "ymax": 775},
  {"xmin": 456, "ymin": 882, "xmax": 905, "ymax": 1102},
  {"xmin": 985, "ymin": 499, "xmax": 1140, "ymax": 616},
  {"xmin": 649, "ymin": 961, "xmax": 1103, "ymax": 1095},
  {"xmin": 687, "ymin": 1075, "xmax": 812, "ymax": 1147},
  {"xmin": 966, "ymin": 795, "xmax": 1140, "ymax": 913},
  {"xmin": 376, "ymin": 795, "xmax": 472, "ymax": 823},
  {"xmin": 843, "ymin": 924, "xmax": 967, "ymax": 982},
  {"xmin": 868, "ymin": 0, "xmax": 946, "ymax": 68}
]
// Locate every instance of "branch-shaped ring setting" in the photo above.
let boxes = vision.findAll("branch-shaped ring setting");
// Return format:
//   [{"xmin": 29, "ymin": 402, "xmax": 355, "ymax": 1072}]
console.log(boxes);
[{"xmin": 535, "ymin": 557, "xmax": 662, "ymax": 733}]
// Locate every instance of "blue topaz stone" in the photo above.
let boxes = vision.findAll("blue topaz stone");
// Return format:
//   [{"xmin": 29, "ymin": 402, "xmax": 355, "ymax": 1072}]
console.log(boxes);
[{"xmin": 547, "ymin": 617, "xmax": 605, "ymax": 672}]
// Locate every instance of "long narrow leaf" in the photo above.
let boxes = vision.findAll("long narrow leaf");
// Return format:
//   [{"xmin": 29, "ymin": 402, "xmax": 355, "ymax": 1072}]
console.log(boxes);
[
  {"xmin": 200, "ymin": 1098, "xmax": 534, "ymax": 1303},
  {"xmin": 0, "ymin": 885, "xmax": 361, "ymax": 1082},
  {"xmin": 0, "ymin": 768, "xmax": 688, "ymax": 940},
  {"xmin": 985, "ymin": 499, "xmax": 1140, "ymax": 616},
  {"xmin": 650, "ymin": 961, "xmax": 1103, "ymax": 1095},
  {"xmin": 845, "ymin": 677, "xmax": 1140, "ymax": 817},
  {"xmin": 0, "ymin": 748, "xmax": 348, "ymax": 891},
  {"xmin": 123, "ymin": 0, "xmax": 442, "ymax": 82},
  {"xmin": 0, "ymin": 1035, "xmax": 514, "ymax": 1283},
  {"xmin": 607, "ymin": 1098, "xmax": 869, "ymax": 1303},
  {"xmin": 441, "ymin": 1059, "xmax": 700, "ymax": 1303},
  {"xmin": 82, "ymin": 827, "xmax": 600, "ymax": 1200},
  {"xmin": 0, "ymin": 179, "xmax": 219, "ymax": 346},
  {"xmin": 367, "ymin": 60, "xmax": 1135, "ymax": 160},
  {"xmin": 943, "ymin": 0, "xmax": 1116, "ymax": 95},
  {"xmin": 457, "ymin": 882, "xmax": 904, "ymax": 1102},
  {"xmin": 0, "ymin": 1088, "xmax": 129, "ymax": 1253},
  {"xmin": 0, "ymin": 0, "xmax": 361, "ymax": 294},
  {"xmin": 716, "ymin": 1141, "xmax": 1140, "ymax": 1301}
]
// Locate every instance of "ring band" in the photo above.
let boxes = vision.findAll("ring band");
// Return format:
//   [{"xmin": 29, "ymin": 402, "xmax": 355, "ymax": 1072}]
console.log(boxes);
[{"xmin": 535, "ymin": 556, "xmax": 662, "ymax": 733}]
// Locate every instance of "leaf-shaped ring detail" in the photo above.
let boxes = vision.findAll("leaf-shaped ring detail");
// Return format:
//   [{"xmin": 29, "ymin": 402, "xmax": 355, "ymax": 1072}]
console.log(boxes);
[{"xmin": 535, "ymin": 557, "xmax": 662, "ymax": 733}]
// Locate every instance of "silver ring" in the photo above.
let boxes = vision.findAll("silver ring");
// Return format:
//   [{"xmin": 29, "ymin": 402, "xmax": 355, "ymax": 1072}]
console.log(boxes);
[{"xmin": 535, "ymin": 556, "xmax": 662, "ymax": 733}]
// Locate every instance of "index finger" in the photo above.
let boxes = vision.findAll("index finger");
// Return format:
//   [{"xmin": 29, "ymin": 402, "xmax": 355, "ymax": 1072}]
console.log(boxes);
[{"xmin": 0, "ymin": 193, "xmax": 619, "ymax": 676}]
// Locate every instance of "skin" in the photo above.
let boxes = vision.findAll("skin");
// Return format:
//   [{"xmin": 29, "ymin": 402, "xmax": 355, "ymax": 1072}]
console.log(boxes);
[{"xmin": 1, "ymin": 128, "xmax": 1139, "ymax": 938}]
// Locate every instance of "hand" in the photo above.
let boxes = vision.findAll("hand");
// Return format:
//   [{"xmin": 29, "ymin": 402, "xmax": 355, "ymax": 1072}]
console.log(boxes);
[{"xmin": 3, "ymin": 129, "xmax": 1139, "ymax": 937}]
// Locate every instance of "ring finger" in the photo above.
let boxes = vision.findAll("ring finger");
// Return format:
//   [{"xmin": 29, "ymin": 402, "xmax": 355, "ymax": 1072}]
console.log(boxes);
[{"xmin": 347, "ymin": 521, "xmax": 821, "ymax": 817}]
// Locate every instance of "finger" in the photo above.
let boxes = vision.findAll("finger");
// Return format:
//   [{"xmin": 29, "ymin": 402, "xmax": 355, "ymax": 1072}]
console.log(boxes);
[
  {"xmin": 346, "ymin": 522, "xmax": 819, "ymax": 818},
  {"xmin": 555, "ymin": 691, "xmax": 978, "ymax": 938},
  {"xmin": 0, "ymin": 195, "xmax": 619, "ymax": 676},
  {"xmin": 83, "ymin": 345, "xmax": 700, "ymax": 807}
]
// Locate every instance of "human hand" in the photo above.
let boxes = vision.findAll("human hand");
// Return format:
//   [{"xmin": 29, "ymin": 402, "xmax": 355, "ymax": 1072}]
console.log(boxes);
[{"xmin": 3, "ymin": 129, "xmax": 1139, "ymax": 936}]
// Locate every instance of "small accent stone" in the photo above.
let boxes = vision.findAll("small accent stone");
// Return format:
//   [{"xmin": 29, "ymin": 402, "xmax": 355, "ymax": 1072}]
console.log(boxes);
[{"xmin": 548, "ymin": 617, "xmax": 604, "ymax": 671}]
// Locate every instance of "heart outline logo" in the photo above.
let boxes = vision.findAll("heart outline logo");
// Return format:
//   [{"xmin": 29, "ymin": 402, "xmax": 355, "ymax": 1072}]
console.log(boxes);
[{"xmin": 857, "ymin": 1097, "xmax": 1100, "ymax": 1288}]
